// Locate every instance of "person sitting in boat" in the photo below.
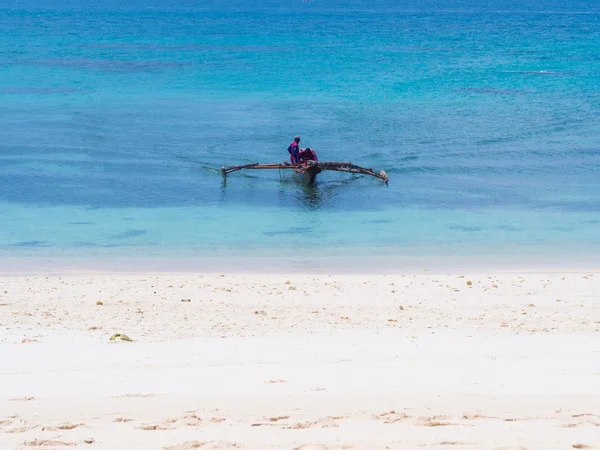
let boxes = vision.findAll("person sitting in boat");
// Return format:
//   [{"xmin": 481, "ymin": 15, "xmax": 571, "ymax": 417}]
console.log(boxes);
[
  {"xmin": 298, "ymin": 147, "xmax": 318, "ymax": 164},
  {"xmin": 287, "ymin": 136, "xmax": 301, "ymax": 164}
]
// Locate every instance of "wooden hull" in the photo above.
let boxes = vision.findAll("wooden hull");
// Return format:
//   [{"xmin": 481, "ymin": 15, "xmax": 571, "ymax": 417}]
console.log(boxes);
[
  {"xmin": 295, "ymin": 163, "xmax": 322, "ymax": 185},
  {"xmin": 295, "ymin": 171, "xmax": 318, "ymax": 185}
]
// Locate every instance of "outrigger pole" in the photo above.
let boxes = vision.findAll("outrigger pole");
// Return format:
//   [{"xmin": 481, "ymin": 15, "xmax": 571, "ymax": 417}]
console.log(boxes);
[{"xmin": 221, "ymin": 161, "xmax": 389, "ymax": 184}]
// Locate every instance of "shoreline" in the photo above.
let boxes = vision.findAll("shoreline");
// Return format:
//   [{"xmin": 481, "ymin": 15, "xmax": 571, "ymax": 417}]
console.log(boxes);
[{"xmin": 3, "ymin": 252, "xmax": 600, "ymax": 276}]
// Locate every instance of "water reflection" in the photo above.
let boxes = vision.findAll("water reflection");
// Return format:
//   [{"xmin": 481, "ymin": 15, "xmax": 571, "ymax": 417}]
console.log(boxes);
[
  {"xmin": 221, "ymin": 168, "xmax": 387, "ymax": 211},
  {"xmin": 293, "ymin": 182, "xmax": 322, "ymax": 211},
  {"xmin": 290, "ymin": 174, "xmax": 362, "ymax": 211}
]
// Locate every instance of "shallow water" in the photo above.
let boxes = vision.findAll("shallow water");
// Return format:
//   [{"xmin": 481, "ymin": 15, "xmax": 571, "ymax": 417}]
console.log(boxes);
[{"xmin": 1, "ymin": 0, "xmax": 599, "ymax": 267}]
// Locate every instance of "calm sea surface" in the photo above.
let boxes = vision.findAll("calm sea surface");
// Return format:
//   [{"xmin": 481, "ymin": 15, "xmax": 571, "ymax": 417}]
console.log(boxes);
[{"xmin": 1, "ymin": 0, "xmax": 599, "ymax": 269}]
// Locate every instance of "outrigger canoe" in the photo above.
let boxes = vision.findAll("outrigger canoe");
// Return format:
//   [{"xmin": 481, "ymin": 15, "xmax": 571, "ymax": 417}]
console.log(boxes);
[{"xmin": 221, "ymin": 160, "xmax": 389, "ymax": 185}]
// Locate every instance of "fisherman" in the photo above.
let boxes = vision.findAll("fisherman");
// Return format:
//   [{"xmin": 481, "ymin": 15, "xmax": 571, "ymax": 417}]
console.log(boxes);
[
  {"xmin": 298, "ymin": 147, "xmax": 318, "ymax": 163},
  {"xmin": 287, "ymin": 136, "xmax": 301, "ymax": 164}
]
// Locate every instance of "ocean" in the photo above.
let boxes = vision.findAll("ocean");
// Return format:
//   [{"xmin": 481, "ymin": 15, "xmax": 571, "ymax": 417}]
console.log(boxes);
[{"xmin": 1, "ymin": 0, "xmax": 600, "ymax": 270}]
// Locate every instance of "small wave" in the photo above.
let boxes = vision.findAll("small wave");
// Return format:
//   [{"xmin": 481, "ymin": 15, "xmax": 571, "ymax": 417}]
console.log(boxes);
[
  {"xmin": 16, "ymin": 58, "xmax": 192, "ymax": 72},
  {"xmin": 400, "ymin": 155, "xmax": 419, "ymax": 162},
  {"xmin": 1, "ymin": 87, "xmax": 86, "ymax": 95},
  {"xmin": 264, "ymin": 226, "xmax": 313, "ymax": 237},
  {"xmin": 76, "ymin": 43, "xmax": 292, "ymax": 53},
  {"xmin": 493, "ymin": 225, "xmax": 524, "ymax": 232},
  {"xmin": 109, "ymin": 229, "xmax": 146, "ymax": 239},
  {"xmin": 475, "ymin": 136, "xmax": 522, "ymax": 146},
  {"xmin": 8, "ymin": 240, "xmax": 48, "ymax": 248},
  {"xmin": 502, "ymin": 70, "xmax": 581, "ymax": 76},
  {"xmin": 74, "ymin": 241, "xmax": 97, "ymax": 247},
  {"xmin": 448, "ymin": 225, "xmax": 484, "ymax": 232},
  {"xmin": 385, "ymin": 166, "xmax": 439, "ymax": 175},
  {"xmin": 455, "ymin": 87, "xmax": 526, "ymax": 95}
]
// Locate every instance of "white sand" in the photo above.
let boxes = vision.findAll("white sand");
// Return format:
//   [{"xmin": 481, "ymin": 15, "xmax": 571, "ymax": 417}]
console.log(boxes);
[{"xmin": 1, "ymin": 272, "xmax": 599, "ymax": 449}]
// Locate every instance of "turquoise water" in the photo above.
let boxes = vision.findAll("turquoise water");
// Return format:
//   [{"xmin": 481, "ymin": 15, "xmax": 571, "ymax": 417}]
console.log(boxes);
[{"xmin": 1, "ymin": 0, "xmax": 600, "ymax": 268}]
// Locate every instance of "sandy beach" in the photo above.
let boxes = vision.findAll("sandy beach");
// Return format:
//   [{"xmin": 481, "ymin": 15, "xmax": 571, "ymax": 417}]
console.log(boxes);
[{"xmin": 1, "ymin": 271, "xmax": 599, "ymax": 449}]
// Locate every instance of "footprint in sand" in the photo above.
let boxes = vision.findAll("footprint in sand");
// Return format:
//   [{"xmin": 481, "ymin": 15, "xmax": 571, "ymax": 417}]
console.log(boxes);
[
  {"xmin": 170, "ymin": 412, "xmax": 223, "ymax": 427},
  {"xmin": 112, "ymin": 393, "xmax": 155, "ymax": 398},
  {"xmin": 560, "ymin": 421, "xmax": 600, "ymax": 428},
  {"xmin": 5, "ymin": 426, "xmax": 38, "ymax": 434},
  {"xmin": 42, "ymin": 423, "xmax": 84, "ymax": 431},
  {"xmin": 294, "ymin": 446, "xmax": 328, "ymax": 450},
  {"xmin": 461, "ymin": 414, "xmax": 497, "ymax": 420},
  {"xmin": 252, "ymin": 416, "xmax": 339, "ymax": 429},
  {"xmin": 137, "ymin": 424, "xmax": 173, "ymax": 431},
  {"xmin": 284, "ymin": 417, "xmax": 340, "ymax": 429},
  {"xmin": 373, "ymin": 410, "xmax": 410, "ymax": 423},
  {"xmin": 250, "ymin": 416, "xmax": 290, "ymax": 427},
  {"xmin": 165, "ymin": 442, "xmax": 240, "ymax": 450},
  {"xmin": 171, "ymin": 413, "xmax": 203, "ymax": 427},
  {"xmin": 268, "ymin": 416, "xmax": 289, "ymax": 422},
  {"xmin": 294, "ymin": 446, "xmax": 355, "ymax": 450},
  {"xmin": 24, "ymin": 439, "xmax": 77, "ymax": 447},
  {"xmin": 202, "ymin": 443, "xmax": 241, "ymax": 449},
  {"xmin": 436, "ymin": 442, "xmax": 474, "ymax": 446},
  {"xmin": 422, "ymin": 415, "xmax": 452, "ymax": 421},
  {"xmin": 422, "ymin": 421, "xmax": 458, "ymax": 427},
  {"xmin": 165, "ymin": 443, "xmax": 206, "ymax": 450},
  {"xmin": 418, "ymin": 416, "xmax": 460, "ymax": 427}
]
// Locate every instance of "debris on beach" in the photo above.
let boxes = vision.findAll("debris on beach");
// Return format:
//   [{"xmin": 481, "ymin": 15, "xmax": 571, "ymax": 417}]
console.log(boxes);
[{"xmin": 110, "ymin": 333, "xmax": 133, "ymax": 342}]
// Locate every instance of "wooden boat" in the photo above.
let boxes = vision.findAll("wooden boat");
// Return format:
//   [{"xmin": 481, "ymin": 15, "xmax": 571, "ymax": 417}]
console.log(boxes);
[
  {"xmin": 221, "ymin": 160, "xmax": 389, "ymax": 185},
  {"xmin": 293, "ymin": 160, "xmax": 322, "ymax": 185}
]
